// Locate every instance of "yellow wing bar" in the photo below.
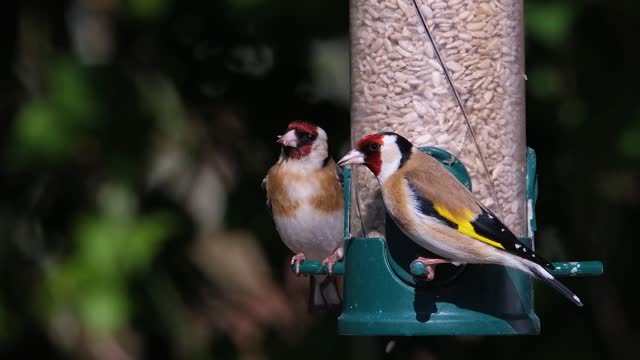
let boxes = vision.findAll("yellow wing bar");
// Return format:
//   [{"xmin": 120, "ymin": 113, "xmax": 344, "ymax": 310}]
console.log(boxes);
[{"xmin": 433, "ymin": 204, "xmax": 506, "ymax": 250}]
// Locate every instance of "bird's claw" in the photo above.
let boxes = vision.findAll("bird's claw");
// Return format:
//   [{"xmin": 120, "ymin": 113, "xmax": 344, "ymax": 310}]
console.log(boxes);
[
  {"xmin": 322, "ymin": 254, "xmax": 340, "ymax": 275},
  {"xmin": 291, "ymin": 253, "xmax": 306, "ymax": 275},
  {"xmin": 411, "ymin": 257, "xmax": 451, "ymax": 281}
]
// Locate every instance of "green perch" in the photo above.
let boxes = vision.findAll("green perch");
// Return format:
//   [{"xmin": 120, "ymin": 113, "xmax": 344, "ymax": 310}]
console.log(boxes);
[{"xmin": 292, "ymin": 260, "xmax": 603, "ymax": 277}]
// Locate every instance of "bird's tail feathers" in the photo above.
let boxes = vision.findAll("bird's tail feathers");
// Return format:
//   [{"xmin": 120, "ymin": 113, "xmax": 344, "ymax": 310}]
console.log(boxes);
[
  {"xmin": 528, "ymin": 263, "xmax": 583, "ymax": 307},
  {"xmin": 309, "ymin": 275, "xmax": 342, "ymax": 313}
]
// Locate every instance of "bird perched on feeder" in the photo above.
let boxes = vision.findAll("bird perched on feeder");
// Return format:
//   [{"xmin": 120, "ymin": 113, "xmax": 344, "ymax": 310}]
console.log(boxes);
[
  {"xmin": 337, "ymin": 132, "xmax": 583, "ymax": 306},
  {"xmin": 263, "ymin": 121, "xmax": 344, "ymax": 310}
]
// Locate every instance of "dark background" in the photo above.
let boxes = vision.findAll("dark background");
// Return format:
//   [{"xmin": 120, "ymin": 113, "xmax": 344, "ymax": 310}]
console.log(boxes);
[{"xmin": 1, "ymin": 0, "xmax": 637, "ymax": 359}]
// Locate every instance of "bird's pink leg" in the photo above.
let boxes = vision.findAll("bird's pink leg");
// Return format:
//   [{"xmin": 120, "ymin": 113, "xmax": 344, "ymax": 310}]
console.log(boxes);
[
  {"xmin": 291, "ymin": 253, "xmax": 306, "ymax": 275},
  {"xmin": 322, "ymin": 247, "xmax": 344, "ymax": 275},
  {"xmin": 411, "ymin": 257, "xmax": 451, "ymax": 281}
]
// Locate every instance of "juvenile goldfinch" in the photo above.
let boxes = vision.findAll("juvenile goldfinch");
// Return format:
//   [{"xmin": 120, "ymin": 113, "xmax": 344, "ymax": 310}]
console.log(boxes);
[
  {"xmin": 263, "ymin": 121, "xmax": 344, "ymax": 309},
  {"xmin": 338, "ymin": 132, "xmax": 583, "ymax": 307}
]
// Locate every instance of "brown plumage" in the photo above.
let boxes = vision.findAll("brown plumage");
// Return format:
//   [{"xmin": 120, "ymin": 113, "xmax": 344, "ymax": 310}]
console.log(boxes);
[
  {"xmin": 266, "ymin": 158, "xmax": 343, "ymax": 217},
  {"xmin": 382, "ymin": 149, "xmax": 479, "ymax": 231},
  {"xmin": 338, "ymin": 131, "xmax": 583, "ymax": 306},
  {"xmin": 266, "ymin": 165, "xmax": 302, "ymax": 218},
  {"xmin": 310, "ymin": 159, "xmax": 344, "ymax": 213},
  {"xmin": 263, "ymin": 121, "xmax": 344, "ymax": 310},
  {"xmin": 399, "ymin": 150, "xmax": 481, "ymax": 219}
]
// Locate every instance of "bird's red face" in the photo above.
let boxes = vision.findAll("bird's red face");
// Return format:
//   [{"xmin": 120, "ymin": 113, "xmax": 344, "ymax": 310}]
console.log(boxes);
[
  {"xmin": 277, "ymin": 121, "xmax": 320, "ymax": 159},
  {"xmin": 337, "ymin": 133, "xmax": 384, "ymax": 176}
]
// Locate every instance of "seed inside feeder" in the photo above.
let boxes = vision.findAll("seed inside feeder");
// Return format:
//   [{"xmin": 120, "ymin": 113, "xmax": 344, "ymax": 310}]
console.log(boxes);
[{"xmin": 350, "ymin": 0, "xmax": 527, "ymax": 238}]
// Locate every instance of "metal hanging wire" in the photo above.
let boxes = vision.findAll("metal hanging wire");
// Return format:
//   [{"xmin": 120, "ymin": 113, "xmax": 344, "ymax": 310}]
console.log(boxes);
[{"xmin": 411, "ymin": 0, "xmax": 505, "ymax": 220}]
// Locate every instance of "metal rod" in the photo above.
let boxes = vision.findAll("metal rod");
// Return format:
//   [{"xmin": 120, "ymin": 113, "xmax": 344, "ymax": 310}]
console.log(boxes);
[
  {"xmin": 292, "ymin": 260, "xmax": 603, "ymax": 277},
  {"xmin": 411, "ymin": 0, "xmax": 505, "ymax": 221}
]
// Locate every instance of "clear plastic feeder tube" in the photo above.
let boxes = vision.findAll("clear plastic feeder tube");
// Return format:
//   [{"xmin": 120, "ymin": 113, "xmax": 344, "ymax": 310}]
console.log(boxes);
[{"xmin": 350, "ymin": 0, "xmax": 526, "ymax": 238}]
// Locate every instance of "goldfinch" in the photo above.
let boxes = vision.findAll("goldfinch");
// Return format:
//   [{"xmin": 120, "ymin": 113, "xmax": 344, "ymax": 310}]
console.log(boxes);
[
  {"xmin": 263, "ymin": 121, "xmax": 344, "ymax": 309},
  {"xmin": 338, "ymin": 132, "xmax": 583, "ymax": 307}
]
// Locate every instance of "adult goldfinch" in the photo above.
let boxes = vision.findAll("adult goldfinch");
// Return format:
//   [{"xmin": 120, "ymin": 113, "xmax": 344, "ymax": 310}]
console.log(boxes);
[
  {"xmin": 263, "ymin": 121, "xmax": 344, "ymax": 309},
  {"xmin": 338, "ymin": 132, "xmax": 583, "ymax": 307}
]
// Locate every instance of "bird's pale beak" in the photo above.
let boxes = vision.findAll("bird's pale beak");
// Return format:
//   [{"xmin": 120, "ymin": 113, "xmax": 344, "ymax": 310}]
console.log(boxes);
[
  {"xmin": 337, "ymin": 149, "xmax": 365, "ymax": 166},
  {"xmin": 276, "ymin": 129, "xmax": 298, "ymax": 147}
]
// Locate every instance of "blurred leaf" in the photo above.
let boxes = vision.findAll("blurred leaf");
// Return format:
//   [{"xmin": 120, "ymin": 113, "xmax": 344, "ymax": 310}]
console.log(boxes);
[
  {"xmin": 78, "ymin": 283, "xmax": 129, "ymax": 333},
  {"xmin": 225, "ymin": 0, "xmax": 267, "ymax": 11},
  {"xmin": 11, "ymin": 57, "xmax": 99, "ymax": 164},
  {"xmin": 98, "ymin": 183, "xmax": 138, "ymax": 221},
  {"xmin": 42, "ymin": 181, "xmax": 177, "ymax": 336},
  {"xmin": 0, "ymin": 297, "xmax": 18, "ymax": 343},
  {"xmin": 618, "ymin": 119, "xmax": 640, "ymax": 159},
  {"xmin": 526, "ymin": 2, "xmax": 575, "ymax": 47},
  {"xmin": 528, "ymin": 66, "xmax": 562, "ymax": 99},
  {"xmin": 557, "ymin": 98, "xmax": 586, "ymax": 129},
  {"xmin": 49, "ymin": 57, "xmax": 98, "ymax": 122},
  {"xmin": 125, "ymin": 213, "xmax": 176, "ymax": 271},
  {"xmin": 125, "ymin": 0, "xmax": 170, "ymax": 18},
  {"xmin": 75, "ymin": 216, "xmax": 125, "ymax": 277},
  {"xmin": 14, "ymin": 100, "xmax": 68, "ymax": 159}
]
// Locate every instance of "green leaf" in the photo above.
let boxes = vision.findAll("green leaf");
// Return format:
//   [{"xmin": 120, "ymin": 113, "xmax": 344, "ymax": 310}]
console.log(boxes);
[
  {"xmin": 618, "ymin": 119, "xmax": 640, "ymax": 159},
  {"xmin": 0, "ymin": 296, "xmax": 18, "ymax": 343},
  {"xmin": 13, "ymin": 100, "xmax": 68, "ymax": 159},
  {"xmin": 79, "ymin": 283, "xmax": 129, "ymax": 333},
  {"xmin": 526, "ymin": 2, "xmax": 575, "ymax": 47},
  {"xmin": 125, "ymin": 0, "xmax": 170, "ymax": 19},
  {"xmin": 97, "ymin": 183, "xmax": 138, "ymax": 221},
  {"xmin": 49, "ymin": 57, "xmax": 98, "ymax": 122},
  {"xmin": 75, "ymin": 216, "xmax": 126, "ymax": 277},
  {"xmin": 11, "ymin": 57, "xmax": 99, "ymax": 164},
  {"xmin": 528, "ymin": 66, "xmax": 562, "ymax": 99},
  {"xmin": 125, "ymin": 213, "xmax": 176, "ymax": 271}
]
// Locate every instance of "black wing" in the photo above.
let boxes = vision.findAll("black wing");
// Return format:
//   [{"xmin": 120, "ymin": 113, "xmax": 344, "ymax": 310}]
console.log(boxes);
[{"xmin": 470, "ymin": 205, "xmax": 554, "ymax": 271}]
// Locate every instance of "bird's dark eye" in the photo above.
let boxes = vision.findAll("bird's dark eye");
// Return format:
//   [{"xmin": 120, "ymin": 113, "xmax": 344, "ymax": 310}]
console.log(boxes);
[
  {"xmin": 369, "ymin": 142, "xmax": 380, "ymax": 152},
  {"xmin": 304, "ymin": 133, "xmax": 317, "ymax": 141}
]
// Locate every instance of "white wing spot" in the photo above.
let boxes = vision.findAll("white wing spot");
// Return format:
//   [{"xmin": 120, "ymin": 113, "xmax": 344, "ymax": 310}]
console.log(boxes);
[
  {"xmin": 540, "ymin": 269, "xmax": 554, "ymax": 279},
  {"xmin": 523, "ymin": 248, "xmax": 527, "ymax": 252},
  {"xmin": 488, "ymin": 214, "xmax": 493, "ymax": 219},
  {"xmin": 514, "ymin": 244, "xmax": 521, "ymax": 249},
  {"xmin": 532, "ymin": 254, "xmax": 535, "ymax": 257},
  {"xmin": 500, "ymin": 228, "xmax": 505, "ymax": 232},
  {"xmin": 573, "ymin": 295, "xmax": 581, "ymax": 303}
]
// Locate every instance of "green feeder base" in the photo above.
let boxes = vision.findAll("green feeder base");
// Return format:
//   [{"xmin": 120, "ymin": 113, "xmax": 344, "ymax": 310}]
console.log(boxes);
[
  {"xmin": 293, "ymin": 146, "xmax": 604, "ymax": 336},
  {"xmin": 339, "ymin": 237, "xmax": 540, "ymax": 335}
]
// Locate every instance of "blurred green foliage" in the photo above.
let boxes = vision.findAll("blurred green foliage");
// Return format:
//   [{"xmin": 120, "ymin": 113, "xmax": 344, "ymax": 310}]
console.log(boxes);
[
  {"xmin": 0, "ymin": 0, "xmax": 638, "ymax": 359},
  {"xmin": 42, "ymin": 183, "xmax": 176, "ymax": 333},
  {"xmin": 14, "ymin": 57, "xmax": 99, "ymax": 163},
  {"xmin": 525, "ymin": 2, "xmax": 576, "ymax": 47},
  {"xmin": 126, "ymin": 0, "xmax": 170, "ymax": 18},
  {"xmin": 618, "ymin": 116, "xmax": 640, "ymax": 159}
]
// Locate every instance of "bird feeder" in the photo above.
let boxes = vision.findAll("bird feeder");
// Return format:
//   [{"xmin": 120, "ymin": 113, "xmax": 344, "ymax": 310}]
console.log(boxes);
[
  {"xmin": 292, "ymin": 0, "xmax": 604, "ymax": 335},
  {"xmin": 350, "ymin": 0, "xmax": 529, "ymax": 238},
  {"xmin": 295, "ymin": 147, "xmax": 603, "ymax": 335}
]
